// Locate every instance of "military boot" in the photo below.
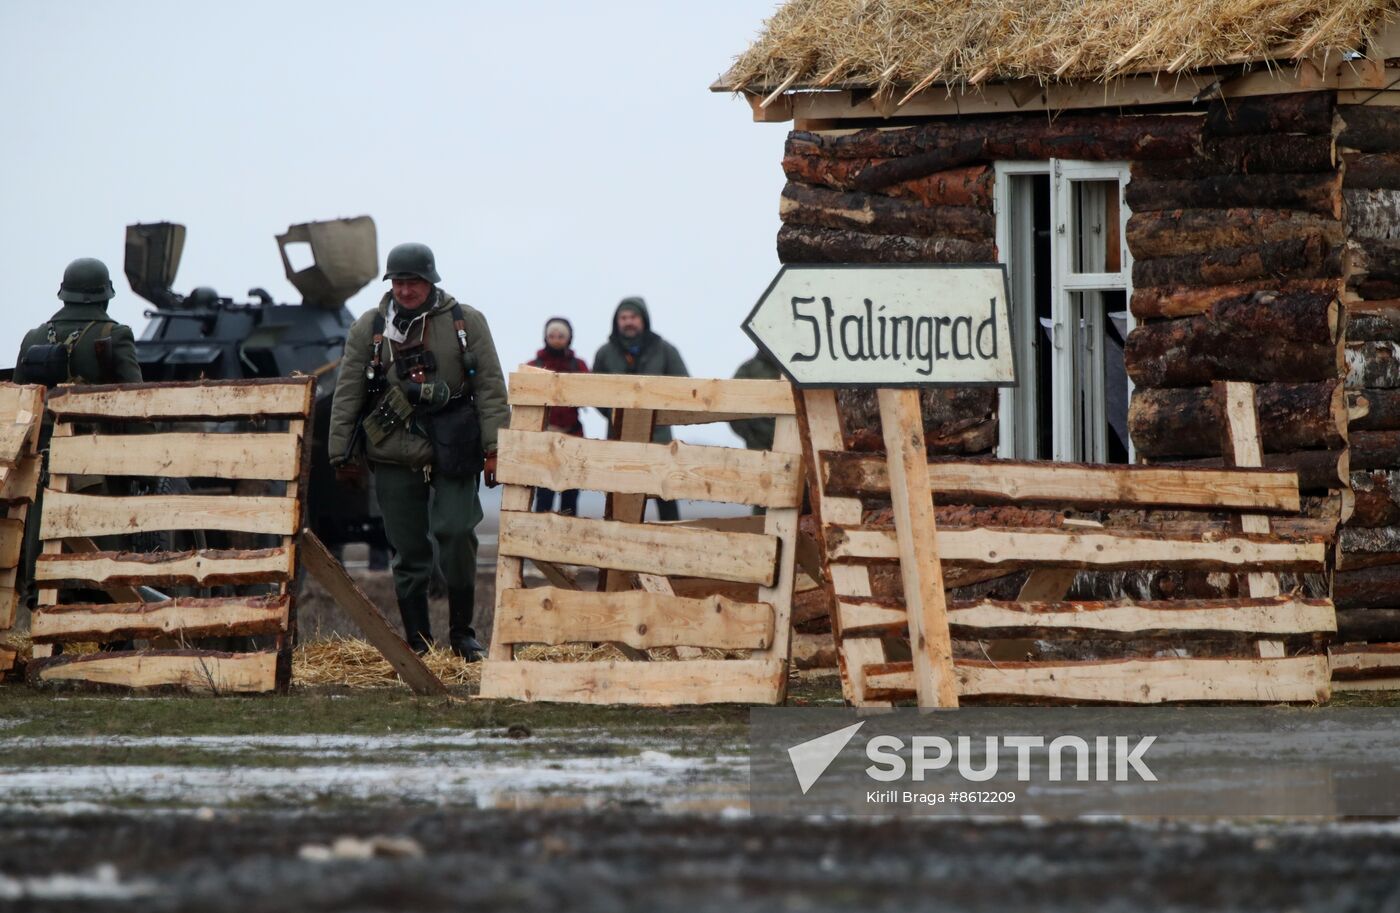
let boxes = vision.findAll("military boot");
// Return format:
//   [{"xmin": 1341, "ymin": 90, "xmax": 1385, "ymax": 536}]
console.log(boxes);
[
  {"xmin": 448, "ymin": 587, "xmax": 485, "ymax": 662},
  {"xmin": 398, "ymin": 593, "xmax": 433, "ymax": 655}
]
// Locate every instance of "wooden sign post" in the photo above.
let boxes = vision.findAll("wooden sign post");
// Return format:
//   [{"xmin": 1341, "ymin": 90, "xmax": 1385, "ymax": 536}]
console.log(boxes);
[{"xmin": 744, "ymin": 264, "xmax": 1015, "ymax": 708}]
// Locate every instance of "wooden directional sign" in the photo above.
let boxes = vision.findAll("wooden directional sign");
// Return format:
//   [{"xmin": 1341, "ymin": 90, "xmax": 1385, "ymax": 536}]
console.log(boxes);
[{"xmin": 742, "ymin": 264, "xmax": 1015, "ymax": 388}]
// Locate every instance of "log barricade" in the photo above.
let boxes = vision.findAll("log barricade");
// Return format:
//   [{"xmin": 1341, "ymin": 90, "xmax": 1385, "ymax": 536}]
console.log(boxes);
[
  {"xmin": 0, "ymin": 384, "xmax": 45, "ymax": 675},
  {"xmin": 26, "ymin": 378, "xmax": 314, "ymax": 694},
  {"xmin": 479, "ymin": 371, "xmax": 802, "ymax": 705},
  {"xmin": 801, "ymin": 382, "xmax": 1336, "ymax": 707}
]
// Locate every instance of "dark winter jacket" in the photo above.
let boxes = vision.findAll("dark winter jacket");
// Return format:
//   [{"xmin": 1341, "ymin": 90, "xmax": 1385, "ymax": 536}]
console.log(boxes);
[
  {"xmin": 592, "ymin": 298, "xmax": 689, "ymax": 444},
  {"xmin": 529, "ymin": 345, "xmax": 588, "ymax": 434}
]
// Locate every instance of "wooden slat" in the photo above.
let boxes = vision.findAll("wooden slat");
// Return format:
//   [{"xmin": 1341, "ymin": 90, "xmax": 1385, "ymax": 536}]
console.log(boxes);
[
  {"xmin": 0, "ymin": 647, "xmax": 14, "ymax": 673},
  {"xmin": 878, "ymin": 388, "xmax": 957, "ymax": 708},
  {"xmin": 34, "ymin": 547, "xmax": 294, "ymax": 587},
  {"xmin": 530, "ymin": 560, "xmax": 579, "ymax": 589},
  {"xmin": 0, "ymin": 518, "xmax": 22, "ymax": 569},
  {"xmin": 499, "ymin": 511, "xmax": 780, "ymax": 585},
  {"xmin": 46, "ymin": 378, "xmax": 314, "ymax": 420},
  {"xmin": 864, "ymin": 656, "xmax": 1332, "ymax": 704},
  {"xmin": 489, "ymin": 404, "xmax": 549, "ymax": 663},
  {"xmin": 1329, "ymin": 644, "xmax": 1400, "ymax": 686},
  {"xmin": 300, "ymin": 531, "xmax": 447, "ymax": 696},
  {"xmin": 0, "ymin": 384, "xmax": 42, "ymax": 465},
  {"xmin": 497, "ymin": 430, "xmax": 803, "ymax": 508},
  {"xmin": 751, "ymin": 413, "xmax": 802, "ymax": 691},
  {"xmin": 28, "ymin": 650, "xmax": 280, "ymax": 693},
  {"xmin": 495, "ymin": 586, "xmax": 774, "ymax": 650},
  {"xmin": 654, "ymin": 411, "xmax": 755, "ymax": 426},
  {"xmin": 821, "ymin": 452, "xmax": 1302, "ymax": 513},
  {"xmin": 508, "ymin": 372, "xmax": 795, "ymax": 416},
  {"xmin": 48, "ymin": 431, "xmax": 302, "ymax": 481},
  {"xmin": 0, "ymin": 456, "xmax": 41, "ymax": 503},
  {"xmin": 947, "ymin": 597, "xmax": 1336, "ymax": 636},
  {"xmin": 478, "ymin": 658, "xmax": 786, "ymax": 705},
  {"xmin": 31, "ymin": 596, "xmax": 289, "ymax": 643},
  {"xmin": 828, "ymin": 526, "xmax": 1328, "ymax": 571},
  {"xmin": 0, "ymin": 586, "xmax": 17, "ymax": 630},
  {"xmin": 39, "ymin": 490, "xmax": 300, "ymax": 539}
]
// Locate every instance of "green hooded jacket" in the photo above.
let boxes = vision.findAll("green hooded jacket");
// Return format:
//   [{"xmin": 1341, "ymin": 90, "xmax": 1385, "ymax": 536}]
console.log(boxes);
[
  {"xmin": 13, "ymin": 303, "xmax": 142, "ymax": 385},
  {"xmin": 592, "ymin": 298, "xmax": 689, "ymax": 444},
  {"xmin": 329, "ymin": 290, "xmax": 509, "ymax": 469},
  {"xmin": 729, "ymin": 350, "xmax": 781, "ymax": 450}
]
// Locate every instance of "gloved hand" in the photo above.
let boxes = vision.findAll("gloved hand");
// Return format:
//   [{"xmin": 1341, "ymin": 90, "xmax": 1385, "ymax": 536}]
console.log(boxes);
[
  {"xmin": 334, "ymin": 461, "xmax": 368, "ymax": 490},
  {"xmin": 484, "ymin": 452, "xmax": 498, "ymax": 487}
]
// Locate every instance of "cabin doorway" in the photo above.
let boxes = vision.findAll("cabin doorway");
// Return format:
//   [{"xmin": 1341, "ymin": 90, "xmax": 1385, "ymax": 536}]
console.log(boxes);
[{"xmin": 995, "ymin": 161, "xmax": 1133, "ymax": 464}]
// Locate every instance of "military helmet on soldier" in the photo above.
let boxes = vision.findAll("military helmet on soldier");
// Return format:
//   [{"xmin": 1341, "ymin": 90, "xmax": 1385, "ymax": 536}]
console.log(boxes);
[
  {"xmin": 382, "ymin": 242, "xmax": 440, "ymax": 284},
  {"xmin": 57, "ymin": 257, "xmax": 115, "ymax": 304},
  {"xmin": 186, "ymin": 286, "xmax": 220, "ymax": 308}
]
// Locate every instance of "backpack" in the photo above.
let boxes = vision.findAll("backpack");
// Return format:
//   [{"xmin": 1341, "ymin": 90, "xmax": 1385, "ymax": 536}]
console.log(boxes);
[{"xmin": 19, "ymin": 321, "xmax": 116, "ymax": 387}]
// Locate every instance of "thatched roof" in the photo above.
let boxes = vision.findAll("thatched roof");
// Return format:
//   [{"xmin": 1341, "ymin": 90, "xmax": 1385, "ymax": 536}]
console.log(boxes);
[{"xmin": 719, "ymin": 0, "xmax": 1399, "ymax": 94}]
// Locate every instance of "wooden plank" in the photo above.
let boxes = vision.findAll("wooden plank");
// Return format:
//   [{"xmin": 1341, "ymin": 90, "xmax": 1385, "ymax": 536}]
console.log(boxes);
[
  {"xmin": 838, "ymin": 599, "xmax": 908, "ymax": 635},
  {"xmin": 35, "ymin": 547, "xmax": 293, "ymax": 587},
  {"xmin": 602, "ymin": 407, "xmax": 656, "ymax": 597},
  {"xmin": 31, "ymin": 596, "xmax": 289, "ymax": 643},
  {"xmin": 864, "ymin": 656, "xmax": 1332, "ymax": 704},
  {"xmin": 630, "ymin": 573, "xmax": 704, "ymax": 658},
  {"xmin": 667, "ymin": 515, "xmax": 768, "ymax": 534},
  {"xmin": 490, "ymin": 403, "xmax": 548, "ymax": 663},
  {"xmin": 38, "ymin": 490, "xmax": 300, "ymax": 539},
  {"xmin": 0, "ymin": 518, "xmax": 22, "ymax": 569},
  {"xmin": 497, "ymin": 430, "xmax": 804, "ymax": 508},
  {"xmin": 798, "ymin": 387, "xmax": 890, "ymax": 708},
  {"xmin": 478, "ymin": 658, "xmax": 785, "ymax": 705},
  {"xmin": 654, "ymin": 411, "xmax": 755, "ymax": 426},
  {"xmin": 0, "ymin": 456, "xmax": 41, "ymax": 503},
  {"xmin": 48, "ymin": 431, "xmax": 302, "ymax": 481},
  {"xmin": 28, "ymin": 650, "xmax": 280, "ymax": 693},
  {"xmin": 1330, "ymin": 644, "xmax": 1400, "ymax": 685},
  {"xmin": 946, "ymin": 597, "xmax": 1336, "ymax": 636},
  {"xmin": 529, "ymin": 559, "xmax": 578, "ymax": 589},
  {"xmin": 499, "ymin": 511, "xmax": 780, "ymax": 586},
  {"xmin": 495, "ymin": 586, "xmax": 774, "ymax": 650},
  {"xmin": 300, "ymin": 531, "xmax": 447, "ymax": 696},
  {"xmin": 878, "ymin": 388, "xmax": 957, "ymax": 708},
  {"xmin": 822, "ymin": 452, "xmax": 1302, "ymax": 513},
  {"xmin": 508, "ymin": 372, "xmax": 795, "ymax": 416},
  {"xmin": 0, "ymin": 586, "xmax": 17, "ymax": 630},
  {"xmin": 752, "ymin": 413, "xmax": 801, "ymax": 694},
  {"xmin": 0, "ymin": 647, "xmax": 14, "ymax": 673},
  {"xmin": 46, "ymin": 378, "xmax": 314, "ymax": 420},
  {"xmin": 1017, "ymin": 568, "xmax": 1078, "ymax": 602},
  {"xmin": 829, "ymin": 526, "xmax": 1328, "ymax": 571}
]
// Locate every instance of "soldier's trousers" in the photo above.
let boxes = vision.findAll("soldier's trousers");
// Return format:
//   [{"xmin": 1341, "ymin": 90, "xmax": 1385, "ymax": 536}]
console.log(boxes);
[{"xmin": 372, "ymin": 463, "xmax": 483, "ymax": 607}]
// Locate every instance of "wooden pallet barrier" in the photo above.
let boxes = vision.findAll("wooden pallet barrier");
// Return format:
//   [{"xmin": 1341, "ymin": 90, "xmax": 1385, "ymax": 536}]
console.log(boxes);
[
  {"xmin": 479, "ymin": 371, "xmax": 801, "ymax": 705},
  {"xmin": 27, "ymin": 378, "xmax": 314, "ymax": 694},
  {"xmin": 0, "ymin": 384, "xmax": 44, "ymax": 675},
  {"xmin": 802, "ymin": 382, "xmax": 1336, "ymax": 706}
]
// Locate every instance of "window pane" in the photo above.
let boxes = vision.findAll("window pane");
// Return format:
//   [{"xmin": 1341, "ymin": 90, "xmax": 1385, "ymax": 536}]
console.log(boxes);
[
  {"xmin": 1070, "ymin": 289, "xmax": 1130, "ymax": 464},
  {"xmin": 1070, "ymin": 179, "xmax": 1120, "ymax": 274}
]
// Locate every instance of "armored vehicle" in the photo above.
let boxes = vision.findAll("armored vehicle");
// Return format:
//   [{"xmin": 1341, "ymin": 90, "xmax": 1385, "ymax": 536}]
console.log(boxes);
[{"xmin": 125, "ymin": 217, "xmax": 387, "ymax": 555}]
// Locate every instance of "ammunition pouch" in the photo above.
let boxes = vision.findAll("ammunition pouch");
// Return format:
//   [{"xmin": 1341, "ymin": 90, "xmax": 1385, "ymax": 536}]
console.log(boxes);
[
  {"xmin": 18, "ymin": 343, "xmax": 72, "ymax": 388},
  {"xmin": 427, "ymin": 395, "xmax": 483, "ymax": 478},
  {"xmin": 363, "ymin": 383, "xmax": 415, "ymax": 447},
  {"xmin": 394, "ymin": 344, "xmax": 437, "ymax": 381}
]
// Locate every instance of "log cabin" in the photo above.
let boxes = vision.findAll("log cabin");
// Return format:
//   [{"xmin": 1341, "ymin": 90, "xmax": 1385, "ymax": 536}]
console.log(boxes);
[{"xmin": 716, "ymin": 0, "xmax": 1400, "ymax": 647}]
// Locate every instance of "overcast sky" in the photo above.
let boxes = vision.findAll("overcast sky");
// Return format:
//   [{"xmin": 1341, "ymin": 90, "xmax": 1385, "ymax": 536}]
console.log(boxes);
[{"xmin": 0, "ymin": 0, "xmax": 787, "ymax": 444}]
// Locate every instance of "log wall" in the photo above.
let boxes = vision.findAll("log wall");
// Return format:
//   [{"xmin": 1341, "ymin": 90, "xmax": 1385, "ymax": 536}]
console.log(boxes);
[{"xmin": 1337, "ymin": 103, "xmax": 1400, "ymax": 644}]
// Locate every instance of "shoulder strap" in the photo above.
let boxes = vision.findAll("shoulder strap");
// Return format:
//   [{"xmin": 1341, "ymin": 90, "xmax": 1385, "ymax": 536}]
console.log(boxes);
[
  {"xmin": 370, "ymin": 310, "xmax": 386, "ymax": 370},
  {"xmin": 92, "ymin": 322, "xmax": 117, "ymax": 380},
  {"xmin": 450, "ymin": 304, "xmax": 468, "ymax": 353}
]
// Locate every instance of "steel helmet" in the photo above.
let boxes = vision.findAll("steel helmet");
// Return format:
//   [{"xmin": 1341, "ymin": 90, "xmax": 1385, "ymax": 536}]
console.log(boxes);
[
  {"xmin": 57, "ymin": 257, "xmax": 115, "ymax": 303},
  {"xmin": 382, "ymin": 242, "xmax": 440, "ymax": 283}
]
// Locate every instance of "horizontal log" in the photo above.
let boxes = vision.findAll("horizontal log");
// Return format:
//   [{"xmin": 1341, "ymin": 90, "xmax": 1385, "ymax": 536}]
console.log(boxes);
[
  {"xmin": 1125, "ymin": 172, "xmax": 1342, "ymax": 217},
  {"xmin": 827, "ymin": 525, "xmax": 1327, "ymax": 572},
  {"xmin": 31, "ymin": 596, "xmax": 289, "ymax": 644},
  {"xmin": 1335, "ymin": 608, "xmax": 1400, "ymax": 640},
  {"xmin": 1330, "ymin": 645, "xmax": 1400, "ymax": 684},
  {"xmin": 478, "ymin": 658, "xmax": 785, "ymax": 705},
  {"xmin": 1350, "ymin": 431, "xmax": 1400, "ymax": 470},
  {"xmin": 38, "ymin": 490, "xmax": 300, "ymax": 539},
  {"xmin": 1131, "ymin": 135, "xmax": 1337, "ymax": 180},
  {"xmin": 1346, "ymin": 342, "xmax": 1400, "ymax": 389},
  {"xmin": 498, "ymin": 511, "xmax": 779, "ymax": 586},
  {"xmin": 787, "ymin": 113, "xmax": 1200, "ymax": 161},
  {"xmin": 1132, "ymin": 235, "xmax": 1339, "ymax": 288},
  {"xmin": 27, "ymin": 649, "xmax": 279, "ymax": 693},
  {"xmin": 864, "ymin": 656, "xmax": 1330, "ymax": 704},
  {"xmin": 1126, "ymin": 208, "xmax": 1342, "ymax": 259},
  {"xmin": 1347, "ymin": 471, "xmax": 1400, "ymax": 527},
  {"xmin": 1340, "ymin": 526, "xmax": 1400, "ymax": 558},
  {"xmin": 1344, "ymin": 188, "xmax": 1400, "ymax": 240},
  {"xmin": 1128, "ymin": 381, "xmax": 1346, "ymax": 458},
  {"xmin": 780, "ymin": 182, "xmax": 994, "ymax": 241},
  {"xmin": 0, "ymin": 518, "xmax": 23, "ymax": 569},
  {"xmin": 496, "ymin": 430, "xmax": 802, "ymax": 508},
  {"xmin": 33, "ymin": 547, "xmax": 293, "ymax": 587},
  {"xmin": 48, "ymin": 431, "xmax": 302, "ymax": 481},
  {"xmin": 0, "ymin": 456, "xmax": 40, "ymax": 503},
  {"xmin": 782, "ymin": 156, "xmax": 993, "ymax": 208},
  {"xmin": 46, "ymin": 377, "xmax": 313, "ymax": 421},
  {"xmin": 847, "ymin": 137, "xmax": 986, "ymax": 191},
  {"xmin": 1348, "ymin": 239, "xmax": 1400, "ymax": 299},
  {"xmin": 1337, "ymin": 565, "xmax": 1400, "ymax": 610},
  {"xmin": 1339, "ymin": 105, "xmax": 1400, "ymax": 154},
  {"xmin": 507, "ymin": 371, "xmax": 794, "ymax": 417},
  {"xmin": 494, "ymin": 587, "xmax": 774, "ymax": 650},
  {"xmin": 1126, "ymin": 315, "xmax": 1342, "ymax": 387},
  {"xmin": 1205, "ymin": 92, "xmax": 1335, "ymax": 138},
  {"xmin": 1342, "ymin": 152, "xmax": 1400, "ymax": 190},
  {"xmin": 777, "ymin": 224, "xmax": 996, "ymax": 264},
  {"xmin": 1130, "ymin": 279, "xmax": 1338, "ymax": 320},
  {"xmin": 821, "ymin": 451, "xmax": 1301, "ymax": 512},
  {"xmin": 1346, "ymin": 306, "xmax": 1400, "ymax": 342},
  {"xmin": 1155, "ymin": 450, "xmax": 1348, "ymax": 492}
]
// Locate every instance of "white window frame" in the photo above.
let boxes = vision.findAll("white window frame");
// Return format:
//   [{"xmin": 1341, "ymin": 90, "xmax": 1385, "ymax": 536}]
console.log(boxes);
[{"xmin": 994, "ymin": 159, "xmax": 1135, "ymax": 464}]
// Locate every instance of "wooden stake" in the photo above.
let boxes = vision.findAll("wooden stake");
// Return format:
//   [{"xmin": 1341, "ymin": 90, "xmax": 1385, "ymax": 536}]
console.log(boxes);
[{"xmin": 877, "ymin": 388, "xmax": 958, "ymax": 708}]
